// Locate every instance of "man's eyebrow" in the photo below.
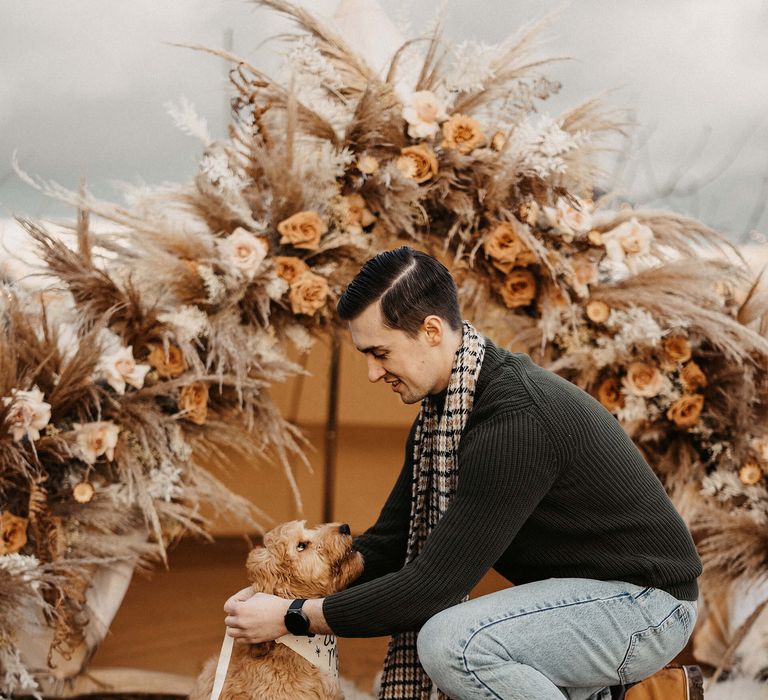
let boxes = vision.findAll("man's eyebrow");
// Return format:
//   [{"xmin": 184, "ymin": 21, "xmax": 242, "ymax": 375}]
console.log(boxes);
[{"xmin": 358, "ymin": 344, "xmax": 387, "ymax": 354}]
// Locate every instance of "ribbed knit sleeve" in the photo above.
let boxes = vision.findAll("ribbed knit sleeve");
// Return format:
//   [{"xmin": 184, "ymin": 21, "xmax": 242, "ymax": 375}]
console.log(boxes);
[{"xmin": 323, "ymin": 411, "xmax": 559, "ymax": 637}]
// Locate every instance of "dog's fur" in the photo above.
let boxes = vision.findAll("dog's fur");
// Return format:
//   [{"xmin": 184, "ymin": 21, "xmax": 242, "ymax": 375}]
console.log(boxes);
[{"xmin": 189, "ymin": 520, "xmax": 364, "ymax": 700}]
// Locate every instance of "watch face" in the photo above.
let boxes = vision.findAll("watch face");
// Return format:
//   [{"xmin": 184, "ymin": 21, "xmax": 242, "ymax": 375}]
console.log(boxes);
[{"xmin": 285, "ymin": 609, "xmax": 310, "ymax": 635}]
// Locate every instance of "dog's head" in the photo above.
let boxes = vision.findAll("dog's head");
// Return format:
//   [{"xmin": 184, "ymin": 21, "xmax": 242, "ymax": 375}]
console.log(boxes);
[{"xmin": 246, "ymin": 520, "xmax": 364, "ymax": 598}]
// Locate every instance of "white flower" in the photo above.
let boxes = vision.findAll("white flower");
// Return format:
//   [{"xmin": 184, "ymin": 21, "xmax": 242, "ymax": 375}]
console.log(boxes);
[
  {"xmin": 602, "ymin": 218, "xmax": 655, "ymax": 262},
  {"xmin": 158, "ymin": 306, "xmax": 209, "ymax": 344},
  {"xmin": 73, "ymin": 421, "xmax": 121, "ymax": 464},
  {"xmin": 218, "ymin": 227, "xmax": 268, "ymax": 280},
  {"xmin": 402, "ymin": 90, "xmax": 449, "ymax": 139},
  {"xmin": 509, "ymin": 115, "xmax": 585, "ymax": 177},
  {"xmin": 265, "ymin": 275, "xmax": 289, "ymax": 301},
  {"xmin": 97, "ymin": 346, "xmax": 150, "ymax": 395},
  {"xmin": 148, "ymin": 459, "xmax": 184, "ymax": 503},
  {"xmin": 544, "ymin": 197, "xmax": 593, "ymax": 237},
  {"xmin": 2, "ymin": 387, "xmax": 51, "ymax": 443}
]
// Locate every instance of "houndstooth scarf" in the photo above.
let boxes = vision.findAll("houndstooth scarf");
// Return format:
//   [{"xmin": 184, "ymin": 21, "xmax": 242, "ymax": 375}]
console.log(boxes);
[{"xmin": 379, "ymin": 321, "xmax": 486, "ymax": 700}]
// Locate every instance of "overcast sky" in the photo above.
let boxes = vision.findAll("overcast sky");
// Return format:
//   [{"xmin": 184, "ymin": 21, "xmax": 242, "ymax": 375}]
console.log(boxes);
[{"xmin": 2, "ymin": 0, "xmax": 767, "ymax": 243}]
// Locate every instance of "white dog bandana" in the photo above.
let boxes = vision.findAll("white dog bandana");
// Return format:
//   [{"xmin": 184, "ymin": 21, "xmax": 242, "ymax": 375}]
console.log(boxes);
[{"xmin": 276, "ymin": 633, "xmax": 339, "ymax": 680}]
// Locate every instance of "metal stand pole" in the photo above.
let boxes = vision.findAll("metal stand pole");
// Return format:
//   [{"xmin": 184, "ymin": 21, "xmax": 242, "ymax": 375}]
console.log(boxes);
[{"xmin": 322, "ymin": 327, "xmax": 341, "ymax": 523}]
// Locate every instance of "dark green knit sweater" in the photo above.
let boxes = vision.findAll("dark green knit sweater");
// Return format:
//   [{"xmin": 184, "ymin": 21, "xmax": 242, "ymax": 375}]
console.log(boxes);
[{"xmin": 323, "ymin": 340, "xmax": 702, "ymax": 638}]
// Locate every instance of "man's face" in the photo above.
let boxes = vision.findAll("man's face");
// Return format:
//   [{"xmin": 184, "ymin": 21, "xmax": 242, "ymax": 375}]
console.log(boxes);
[{"xmin": 348, "ymin": 302, "xmax": 443, "ymax": 405}]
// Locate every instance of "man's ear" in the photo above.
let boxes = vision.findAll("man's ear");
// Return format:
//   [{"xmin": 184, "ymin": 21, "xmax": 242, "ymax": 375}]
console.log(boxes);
[
  {"xmin": 422, "ymin": 315, "xmax": 444, "ymax": 346},
  {"xmin": 246, "ymin": 546, "xmax": 280, "ymax": 593}
]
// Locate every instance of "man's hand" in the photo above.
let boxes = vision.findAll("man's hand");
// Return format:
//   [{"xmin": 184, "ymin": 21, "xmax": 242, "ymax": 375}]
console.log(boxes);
[{"xmin": 224, "ymin": 591, "xmax": 290, "ymax": 643}]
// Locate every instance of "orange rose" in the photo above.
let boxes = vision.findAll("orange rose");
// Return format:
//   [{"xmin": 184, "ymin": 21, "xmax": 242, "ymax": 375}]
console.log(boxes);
[
  {"xmin": 623, "ymin": 362, "xmax": 664, "ymax": 398},
  {"xmin": 484, "ymin": 221, "xmax": 537, "ymax": 272},
  {"xmin": 586, "ymin": 300, "xmax": 610, "ymax": 324},
  {"xmin": 277, "ymin": 211, "xmax": 328, "ymax": 251},
  {"xmin": 0, "ymin": 511, "xmax": 28, "ymax": 554},
  {"xmin": 179, "ymin": 382, "xmax": 209, "ymax": 425},
  {"xmin": 667, "ymin": 394, "xmax": 705, "ymax": 429},
  {"xmin": 396, "ymin": 145, "xmax": 439, "ymax": 183},
  {"xmin": 274, "ymin": 256, "xmax": 309, "ymax": 284},
  {"xmin": 597, "ymin": 376, "xmax": 625, "ymax": 411},
  {"xmin": 499, "ymin": 269, "xmax": 537, "ymax": 309},
  {"xmin": 148, "ymin": 344, "xmax": 188, "ymax": 378},
  {"xmin": 680, "ymin": 361, "xmax": 707, "ymax": 392},
  {"xmin": 289, "ymin": 271, "xmax": 329, "ymax": 316},
  {"xmin": 739, "ymin": 462, "xmax": 763, "ymax": 486},
  {"xmin": 663, "ymin": 336, "xmax": 692, "ymax": 364},
  {"xmin": 441, "ymin": 113, "xmax": 485, "ymax": 154}
]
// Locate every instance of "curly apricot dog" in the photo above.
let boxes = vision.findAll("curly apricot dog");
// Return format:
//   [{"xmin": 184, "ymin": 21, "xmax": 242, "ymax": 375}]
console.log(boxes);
[{"xmin": 189, "ymin": 520, "xmax": 364, "ymax": 700}]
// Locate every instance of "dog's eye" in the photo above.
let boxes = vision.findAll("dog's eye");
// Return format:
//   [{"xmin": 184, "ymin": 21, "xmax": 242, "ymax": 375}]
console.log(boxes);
[{"xmin": 297, "ymin": 541, "xmax": 308, "ymax": 551}]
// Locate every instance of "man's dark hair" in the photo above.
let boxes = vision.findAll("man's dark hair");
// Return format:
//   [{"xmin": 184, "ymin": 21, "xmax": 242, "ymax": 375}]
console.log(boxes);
[{"xmin": 337, "ymin": 246, "xmax": 462, "ymax": 336}]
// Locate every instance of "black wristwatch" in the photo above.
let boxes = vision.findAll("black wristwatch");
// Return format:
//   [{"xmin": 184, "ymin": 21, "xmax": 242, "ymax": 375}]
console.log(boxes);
[{"xmin": 284, "ymin": 598, "xmax": 311, "ymax": 636}]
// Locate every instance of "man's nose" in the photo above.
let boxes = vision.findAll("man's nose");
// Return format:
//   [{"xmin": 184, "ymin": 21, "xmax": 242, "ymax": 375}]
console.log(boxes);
[{"xmin": 366, "ymin": 356, "xmax": 386, "ymax": 383}]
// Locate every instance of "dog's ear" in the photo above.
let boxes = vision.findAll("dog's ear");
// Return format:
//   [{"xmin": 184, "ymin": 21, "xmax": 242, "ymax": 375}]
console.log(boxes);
[{"xmin": 246, "ymin": 545, "xmax": 280, "ymax": 593}]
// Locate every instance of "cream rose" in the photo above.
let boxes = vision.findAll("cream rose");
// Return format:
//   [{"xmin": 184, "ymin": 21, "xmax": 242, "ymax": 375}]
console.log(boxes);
[
  {"xmin": 289, "ymin": 271, "xmax": 329, "ymax": 316},
  {"xmin": 97, "ymin": 345, "xmax": 150, "ymax": 394},
  {"xmin": 278, "ymin": 211, "xmax": 328, "ymax": 251},
  {"xmin": 148, "ymin": 344, "xmax": 188, "ymax": 378},
  {"xmin": 274, "ymin": 256, "xmax": 309, "ymax": 284},
  {"xmin": 2, "ymin": 387, "xmax": 51, "ymax": 443},
  {"xmin": 396, "ymin": 145, "xmax": 439, "ymax": 183},
  {"xmin": 0, "ymin": 512, "xmax": 28, "ymax": 555},
  {"xmin": 491, "ymin": 131, "xmax": 507, "ymax": 151},
  {"xmin": 484, "ymin": 220, "xmax": 536, "ymax": 272},
  {"xmin": 402, "ymin": 90, "xmax": 449, "ymax": 139},
  {"xmin": 597, "ymin": 376, "xmax": 625, "ymax": 412},
  {"xmin": 179, "ymin": 382, "xmax": 209, "ymax": 426},
  {"xmin": 570, "ymin": 254, "xmax": 598, "ymax": 297},
  {"xmin": 73, "ymin": 420, "xmax": 121, "ymax": 464},
  {"xmin": 499, "ymin": 269, "xmax": 537, "ymax": 309},
  {"xmin": 623, "ymin": 362, "xmax": 664, "ymax": 398},
  {"xmin": 602, "ymin": 218, "xmax": 654, "ymax": 262},
  {"xmin": 219, "ymin": 227, "xmax": 268, "ymax": 279},
  {"xmin": 667, "ymin": 394, "xmax": 704, "ymax": 429},
  {"xmin": 544, "ymin": 197, "xmax": 593, "ymax": 237},
  {"xmin": 442, "ymin": 113, "xmax": 485, "ymax": 154}
]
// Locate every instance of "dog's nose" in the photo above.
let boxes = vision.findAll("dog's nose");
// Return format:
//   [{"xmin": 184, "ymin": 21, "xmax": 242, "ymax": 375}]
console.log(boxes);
[{"xmin": 338, "ymin": 523, "xmax": 351, "ymax": 536}]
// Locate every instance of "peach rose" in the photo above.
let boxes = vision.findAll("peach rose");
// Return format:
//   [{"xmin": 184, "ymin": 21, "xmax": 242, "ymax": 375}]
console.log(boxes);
[
  {"xmin": 402, "ymin": 90, "xmax": 449, "ymax": 139},
  {"xmin": 680, "ymin": 361, "xmax": 707, "ymax": 392},
  {"xmin": 179, "ymin": 382, "xmax": 209, "ymax": 426},
  {"xmin": 396, "ymin": 145, "xmax": 439, "ymax": 183},
  {"xmin": 148, "ymin": 344, "xmax": 188, "ymax": 378},
  {"xmin": 586, "ymin": 300, "xmax": 610, "ymax": 324},
  {"xmin": 663, "ymin": 336, "xmax": 692, "ymax": 364},
  {"xmin": 274, "ymin": 256, "xmax": 309, "ymax": 284},
  {"xmin": 442, "ymin": 113, "xmax": 485, "ymax": 154},
  {"xmin": 667, "ymin": 394, "xmax": 705, "ymax": 429},
  {"xmin": 2, "ymin": 387, "xmax": 51, "ymax": 443},
  {"xmin": 73, "ymin": 420, "xmax": 121, "ymax": 464},
  {"xmin": 342, "ymin": 193, "xmax": 376, "ymax": 232},
  {"xmin": 97, "ymin": 345, "xmax": 150, "ymax": 395},
  {"xmin": 219, "ymin": 227, "xmax": 268, "ymax": 279},
  {"xmin": 499, "ymin": 269, "xmax": 537, "ymax": 309},
  {"xmin": 623, "ymin": 362, "xmax": 664, "ymax": 398},
  {"xmin": 356, "ymin": 154, "xmax": 380, "ymax": 174},
  {"xmin": 289, "ymin": 271, "xmax": 329, "ymax": 316},
  {"xmin": 602, "ymin": 218, "xmax": 654, "ymax": 262},
  {"xmin": 277, "ymin": 211, "xmax": 328, "ymax": 251},
  {"xmin": 597, "ymin": 376, "xmax": 625, "ymax": 411},
  {"xmin": 484, "ymin": 221, "xmax": 537, "ymax": 272},
  {"xmin": 739, "ymin": 462, "xmax": 763, "ymax": 486},
  {"xmin": 0, "ymin": 512, "xmax": 28, "ymax": 554}
]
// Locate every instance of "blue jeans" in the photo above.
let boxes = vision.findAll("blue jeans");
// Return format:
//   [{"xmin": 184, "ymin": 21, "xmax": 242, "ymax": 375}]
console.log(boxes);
[{"xmin": 416, "ymin": 578, "xmax": 697, "ymax": 700}]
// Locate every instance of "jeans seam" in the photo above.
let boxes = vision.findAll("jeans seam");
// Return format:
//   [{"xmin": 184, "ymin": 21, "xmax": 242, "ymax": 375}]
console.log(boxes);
[{"xmin": 459, "ymin": 592, "xmax": 632, "ymax": 695}]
